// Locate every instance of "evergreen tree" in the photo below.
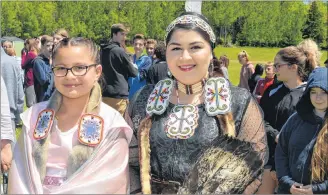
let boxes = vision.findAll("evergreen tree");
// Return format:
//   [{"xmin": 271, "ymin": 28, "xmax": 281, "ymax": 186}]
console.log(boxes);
[{"xmin": 302, "ymin": 1, "xmax": 324, "ymax": 45}]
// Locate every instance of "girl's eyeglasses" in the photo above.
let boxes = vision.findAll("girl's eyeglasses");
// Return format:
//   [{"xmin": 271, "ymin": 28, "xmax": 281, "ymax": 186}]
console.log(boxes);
[{"xmin": 52, "ymin": 64, "xmax": 98, "ymax": 77}]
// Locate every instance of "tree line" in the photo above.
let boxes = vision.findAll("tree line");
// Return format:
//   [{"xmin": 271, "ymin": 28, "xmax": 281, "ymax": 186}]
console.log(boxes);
[{"xmin": 1, "ymin": 1, "xmax": 327, "ymax": 48}]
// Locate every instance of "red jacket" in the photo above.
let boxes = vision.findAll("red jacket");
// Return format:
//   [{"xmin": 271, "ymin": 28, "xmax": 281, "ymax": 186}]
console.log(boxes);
[
  {"xmin": 22, "ymin": 52, "xmax": 37, "ymax": 87},
  {"xmin": 253, "ymin": 77, "xmax": 274, "ymax": 103}
]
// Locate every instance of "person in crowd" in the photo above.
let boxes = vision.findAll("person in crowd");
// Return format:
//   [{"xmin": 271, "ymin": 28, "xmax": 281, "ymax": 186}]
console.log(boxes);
[
  {"xmin": 218, "ymin": 55, "xmax": 229, "ymax": 80},
  {"xmin": 8, "ymin": 37, "xmax": 133, "ymax": 194},
  {"xmin": 257, "ymin": 45, "xmax": 318, "ymax": 194},
  {"xmin": 21, "ymin": 39, "xmax": 29, "ymax": 67},
  {"xmin": 324, "ymin": 59, "xmax": 328, "ymax": 68},
  {"xmin": 22, "ymin": 38, "xmax": 39, "ymax": 108},
  {"xmin": 53, "ymin": 28, "xmax": 69, "ymax": 46},
  {"xmin": 33, "ymin": 35, "xmax": 54, "ymax": 102},
  {"xmin": 238, "ymin": 50, "xmax": 254, "ymax": 91},
  {"xmin": 1, "ymin": 47, "xmax": 24, "ymax": 137},
  {"xmin": 297, "ymin": 39, "xmax": 322, "ymax": 68},
  {"xmin": 145, "ymin": 39, "xmax": 157, "ymax": 63},
  {"xmin": 146, "ymin": 41, "xmax": 168, "ymax": 84},
  {"xmin": 2, "ymin": 40, "xmax": 14, "ymax": 54},
  {"xmin": 253, "ymin": 62, "xmax": 275, "ymax": 103},
  {"xmin": 248, "ymin": 63, "xmax": 264, "ymax": 93},
  {"xmin": 275, "ymin": 67, "xmax": 327, "ymax": 194},
  {"xmin": 101, "ymin": 24, "xmax": 138, "ymax": 115},
  {"xmin": 127, "ymin": 12, "xmax": 268, "ymax": 194},
  {"xmin": 128, "ymin": 34, "xmax": 152, "ymax": 99}
]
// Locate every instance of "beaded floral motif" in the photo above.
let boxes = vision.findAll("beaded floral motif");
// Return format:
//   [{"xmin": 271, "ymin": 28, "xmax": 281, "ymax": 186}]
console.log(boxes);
[
  {"xmin": 204, "ymin": 77, "xmax": 231, "ymax": 116},
  {"xmin": 146, "ymin": 78, "xmax": 173, "ymax": 116},
  {"xmin": 165, "ymin": 104, "xmax": 199, "ymax": 139},
  {"xmin": 33, "ymin": 109, "xmax": 54, "ymax": 140},
  {"xmin": 78, "ymin": 114, "xmax": 104, "ymax": 146}
]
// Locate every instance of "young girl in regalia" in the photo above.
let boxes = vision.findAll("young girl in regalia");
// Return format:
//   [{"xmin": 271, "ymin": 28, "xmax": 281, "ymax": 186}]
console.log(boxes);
[{"xmin": 8, "ymin": 38, "xmax": 132, "ymax": 194}]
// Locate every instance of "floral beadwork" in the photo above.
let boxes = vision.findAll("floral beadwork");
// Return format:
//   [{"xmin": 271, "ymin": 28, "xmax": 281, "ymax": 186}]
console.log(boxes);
[
  {"xmin": 165, "ymin": 104, "xmax": 199, "ymax": 139},
  {"xmin": 204, "ymin": 77, "xmax": 231, "ymax": 116},
  {"xmin": 33, "ymin": 109, "xmax": 54, "ymax": 140},
  {"xmin": 78, "ymin": 114, "xmax": 104, "ymax": 146},
  {"xmin": 146, "ymin": 78, "xmax": 173, "ymax": 116}
]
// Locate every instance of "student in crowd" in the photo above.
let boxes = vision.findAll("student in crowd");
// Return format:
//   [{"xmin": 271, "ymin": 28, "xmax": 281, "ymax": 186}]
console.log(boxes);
[
  {"xmin": 33, "ymin": 35, "xmax": 54, "ymax": 102},
  {"xmin": 238, "ymin": 50, "xmax": 254, "ymax": 91},
  {"xmin": 219, "ymin": 55, "xmax": 230, "ymax": 80},
  {"xmin": 128, "ymin": 34, "xmax": 152, "ymax": 99},
  {"xmin": 248, "ymin": 63, "xmax": 264, "ymax": 93},
  {"xmin": 22, "ymin": 38, "xmax": 39, "ymax": 107},
  {"xmin": 146, "ymin": 41, "xmax": 168, "ymax": 84},
  {"xmin": 127, "ymin": 12, "xmax": 267, "ymax": 194},
  {"xmin": 21, "ymin": 39, "xmax": 29, "ymax": 67},
  {"xmin": 297, "ymin": 39, "xmax": 322, "ymax": 68},
  {"xmin": 253, "ymin": 62, "xmax": 275, "ymax": 103},
  {"xmin": 1, "ymin": 47, "xmax": 24, "ymax": 137},
  {"xmin": 257, "ymin": 45, "xmax": 317, "ymax": 194},
  {"xmin": 145, "ymin": 39, "xmax": 157, "ymax": 63},
  {"xmin": 101, "ymin": 24, "xmax": 138, "ymax": 115},
  {"xmin": 275, "ymin": 67, "xmax": 327, "ymax": 194},
  {"xmin": 53, "ymin": 28, "xmax": 69, "ymax": 46},
  {"xmin": 8, "ymin": 37, "xmax": 133, "ymax": 194}
]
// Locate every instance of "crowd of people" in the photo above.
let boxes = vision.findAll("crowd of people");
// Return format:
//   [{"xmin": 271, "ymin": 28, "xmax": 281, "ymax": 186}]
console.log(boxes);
[{"xmin": 1, "ymin": 11, "xmax": 327, "ymax": 194}]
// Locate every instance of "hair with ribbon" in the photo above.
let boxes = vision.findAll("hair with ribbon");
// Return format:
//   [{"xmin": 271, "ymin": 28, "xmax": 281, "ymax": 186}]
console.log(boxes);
[{"xmin": 165, "ymin": 12, "xmax": 216, "ymax": 49}]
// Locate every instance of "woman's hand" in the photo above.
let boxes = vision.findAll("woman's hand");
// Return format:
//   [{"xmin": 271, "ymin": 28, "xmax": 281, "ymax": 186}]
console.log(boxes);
[
  {"xmin": 298, "ymin": 185, "xmax": 313, "ymax": 195},
  {"xmin": 290, "ymin": 183, "xmax": 313, "ymax": 195},
  {"xmin": 1, "ymin": 140, "xmax": 13, "ymax": 172}
]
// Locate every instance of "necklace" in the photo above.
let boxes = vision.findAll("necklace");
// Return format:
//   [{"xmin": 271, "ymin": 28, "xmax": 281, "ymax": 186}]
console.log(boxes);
[
  {"xmin": 164, "ymin": 80, "xmax": 202, "ymax": 139},
  {"xmin": 176, "ymin": 79, "xmax": 206, "ymax": 95}
]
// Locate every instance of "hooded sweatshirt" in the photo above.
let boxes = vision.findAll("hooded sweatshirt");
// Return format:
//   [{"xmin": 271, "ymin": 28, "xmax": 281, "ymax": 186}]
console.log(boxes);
[
  {"xmin": 100, "ymin": 41, "xmax": 138, "ymax": 99},
  {"xmin": 32, "ymin": 52, "xmax": 54, "ymax": 102},
  {"xmin": 260, "ymin": 80, "xmax": 307, "ymax": 168},
  {"xmin": 275, "ymin": 67, "xmax": 328, "ymax": 194}
]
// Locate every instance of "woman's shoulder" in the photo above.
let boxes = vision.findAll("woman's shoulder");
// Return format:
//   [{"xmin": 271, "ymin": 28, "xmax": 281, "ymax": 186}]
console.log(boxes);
[{"xmin": 230, "ymin": 84, "xmax": 252, "ymax": 101}]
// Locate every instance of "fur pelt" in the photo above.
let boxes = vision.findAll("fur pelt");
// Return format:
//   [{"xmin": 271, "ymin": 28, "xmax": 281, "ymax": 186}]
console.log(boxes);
[
  {"xmin": 32, "ymin": 83, "xmax": 102, "ymax": 182},
  {"xmin": 138, "ymin": 116, "xmax": 152, "ymax": 194},
  {"xmin": 178, "ymin": 135, "xmax": 263, "ymax": 194}
]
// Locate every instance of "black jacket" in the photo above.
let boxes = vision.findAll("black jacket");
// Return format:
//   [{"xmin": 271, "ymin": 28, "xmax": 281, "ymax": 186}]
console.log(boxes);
[
  {"xmin": 260, "ymin": 82, "xmax": 306, "ymax": 168},
  {"xmin": 146, "ymin": 61, "xmax": 168, "ymax": 84},
  {"xmin": 101, "ymin": 41, "xmax": 138, "ymax": 99},
  {"xmin": 275, "ymin": 67, "xmax": 328, "ymax": 194}
]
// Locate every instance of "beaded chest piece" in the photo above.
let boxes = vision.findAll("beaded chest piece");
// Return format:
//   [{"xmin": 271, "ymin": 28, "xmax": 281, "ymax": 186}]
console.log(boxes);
[
  {"xmin": 33, "ymin": 109, "xmax": 55, "ymax": 140},
  {"xmin": 146, "ymin": 77, "xmax": 231, "ymax": 139},
  {"xmin": 33, "ymin": 110, "xmax": 104, "ymax": 146}
]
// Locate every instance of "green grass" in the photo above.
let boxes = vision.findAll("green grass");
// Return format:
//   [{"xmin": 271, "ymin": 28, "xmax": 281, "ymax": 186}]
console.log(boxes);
[{"xmin": 128, "ymin": 46, "xmax": 327, "ymax": 86}]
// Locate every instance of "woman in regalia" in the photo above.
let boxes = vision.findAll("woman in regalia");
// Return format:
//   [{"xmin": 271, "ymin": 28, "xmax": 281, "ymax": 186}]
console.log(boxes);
[{"xmin": 127, "ymin": 12, "xmax": 268, "ymax": 194}]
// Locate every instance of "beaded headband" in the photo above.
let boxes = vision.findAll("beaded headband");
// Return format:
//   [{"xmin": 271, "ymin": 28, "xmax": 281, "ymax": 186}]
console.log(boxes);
[{"xmin": 165, "ymin": 15, "xmax": 216, "ymax": 45}]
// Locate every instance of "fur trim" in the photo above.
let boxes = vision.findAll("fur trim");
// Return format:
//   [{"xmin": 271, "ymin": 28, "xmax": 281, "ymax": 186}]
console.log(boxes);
[
  {"xmin": 66, "ymin": 145, "xmax": 94, "ymax": 178},
  {"xmin": 138, "ymin": 116, "xmax": 152, "ymax": 194},
  {"xmin": 217, "ymin": 112, "xmax": 236, "ymax": 137},
  {"xmin": 178, "ymin": 136, "xmax": 263, "ymax": 194}
]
